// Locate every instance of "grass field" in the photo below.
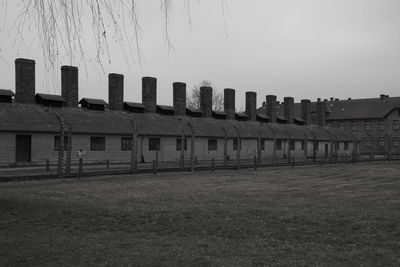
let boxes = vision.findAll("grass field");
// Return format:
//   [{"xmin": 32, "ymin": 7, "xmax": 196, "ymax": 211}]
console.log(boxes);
[{"xmin": 1, "ymin": 162, "xmax": 400, "ymax": 266}]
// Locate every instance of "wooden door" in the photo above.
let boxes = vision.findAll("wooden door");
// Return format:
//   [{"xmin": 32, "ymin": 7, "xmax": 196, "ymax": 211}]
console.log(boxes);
[{"xmin": 16, "ymin": 135, "xmax": 31, "ymax": 162}]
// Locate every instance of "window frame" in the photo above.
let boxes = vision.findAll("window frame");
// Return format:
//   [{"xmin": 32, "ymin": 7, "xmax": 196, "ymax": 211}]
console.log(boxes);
[
  {"xmin": 90, "ymin": 136, "xmax": 105, "ymax": 151},
  {"xmin": 364, "ymin": 121, "xmax": 371, "ymax": 131},
  {"xmin": 378, "ymin": 137, "xmax": 385, "ymax": 147},
  {"xmin": 351, "ymin": 121, "xmax": 358, "ymax": 132},
  {"xmin": 339, "ymin": 122, "xmax": 344, "ymax": 131},
  {"xmin": 276, "ymin": 139, "xmax": 282, "ymax": 151},
  {"xmin": 393, "ymin": 120, "xmax": 399, "ymax": 131},
  {"xmin": 121, "ymin": 137, "xmax": 133, "ymax": 151},
  {"xmin": 208, "ymin": 139, "xmax": 217, "ymax": 151},
  {"xmin": 176, "ymin": 138, "xmax": 188, "ymax": 151},
  {"xmin": 364, "ymin": 137, "xmax": 371, "ymax": 147},
  {"xmin": 379, "ymin": 120, "xmax": 385, "ymax": 130},
  {"xmin": 393, "ymin": 137, "xmax": 400, "ymax": 147},
  {"xmin": 289, "ymin": 140, "xmax": 295, "ymax": 151},
  {"xmin": 149, "ymin": 137, "xmax": 161, "ymax": 151}
]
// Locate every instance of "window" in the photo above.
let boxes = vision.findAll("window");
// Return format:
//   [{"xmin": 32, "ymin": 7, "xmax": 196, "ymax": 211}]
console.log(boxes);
[
  {"xmin": 344, "ymin": 142, "xmax": 349, "ymax": 151},
  {"xmin": 364, "ymin": 137, "xmax": 371, "ymax": 147},
  {"xmin": 378, "ymin": 137, "xmax": 385, "ymax": 147},
  {"xmin": 54, "ymin": 135, "xmax": 69, "ymax": 151},
  {"xmin": 314, "ymin": 141, "xmax": 319, "ymax": 151},
  {"xmin": 121, "ymin": 137, "xmax": 132, "ymax": 151},
  {"xmin": 339, "ymin": 122, "xmax": 344, "ymax": 131},
  {"xmin": 261, "ymin": 139, "xmax": 265, "ymax": 151},
  {"xmin": 351, "ymin": 122, "xmax": 358, "ymax": 131},
  {"xmin": 289, "ymin": 140, "xmax": 295, "ymax": 151},
  {"xmin": 208, "ymin": 139, "xmax": 217, "ymax": 151},
  {"xmin": 301, "ymin": 140, "xmax": 305, "ymax": 151},
  {"xmin": 176, "ymin": 138, "xmax": 187, "ymax": 151},
  {"xmin": 90, "ymin": 136, "xmax": 105, "ymax": 151},
  {"xmin": 393, "ymin": 120, "xmax": 399, "ymax": 131},
  {"xmin": 149, "ymin": 138, "xmax": 160, "ymax": 151},
  {"xmin": 276, "ymin": 139, "xmax": 282, "ymax": 150},
  {"xmin": 393, "ymin": 137, "xmax": 400, "ymax": 147},
  {"xmin": 364, "ymin": 121, "xmax": 371, "ymax": 131},
  {"xmin": 379, "ymin": 120, "xmax": 385, "ymax": 130},
  {"xmin": 233, "ymin": 139, "xmax": 241, "ymax": 151}
]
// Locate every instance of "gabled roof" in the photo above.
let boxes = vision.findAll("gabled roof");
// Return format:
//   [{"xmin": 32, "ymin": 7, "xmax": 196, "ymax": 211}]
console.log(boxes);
[
  {"xmin": 79, "ymin": 98, "xmax": 107, "ymax": 106},
  {"xmin": 0, "ymin": 89, "xmax": 15, "ymax": 97},
  {"xmin": 257, "ymin": 96, "xmax": 400, "ymax": 122},
  {"xmin": 36, "ymin": 93, "xmax": 65, "ymax": 103},
  {"xmin": 235, "ymin": 112, "xmax": 248, "ymax": 118},
  {"xmin": 326, "ymin": 97, "xmax": 400, "ymax": 120},
  {"xmin": 157, "ymin": 105, "xmax": 175, "ymax": 111},
  {"xmin": 124, "ymin": 102, "xmax": 144, "ymax": 109},
  {"xmin": 0, "ymin": 102, "xmax": 356, "ymax": 141}
]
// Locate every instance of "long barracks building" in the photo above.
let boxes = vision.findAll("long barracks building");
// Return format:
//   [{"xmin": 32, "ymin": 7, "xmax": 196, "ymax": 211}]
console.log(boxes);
[{"xmin": 0, "ymin": 58, "xmax": 359, "ymax": 168}]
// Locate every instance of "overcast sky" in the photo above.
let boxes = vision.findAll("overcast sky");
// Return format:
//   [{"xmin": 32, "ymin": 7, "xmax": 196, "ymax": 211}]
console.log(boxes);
[{"xmin": 1, "ymin": 0, "xmax": 399, "ymax": 110}]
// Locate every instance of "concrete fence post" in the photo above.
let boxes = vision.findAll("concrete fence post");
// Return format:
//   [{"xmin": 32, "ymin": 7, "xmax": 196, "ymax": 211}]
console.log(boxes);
[
  {"xmin": 106, "ymin": 159, "xmax": 110, "ymax": 169},
  {"xmin": 254, "ymin": 156, "xmax": 257, "ymax": 170},
  {"xmin": 46, "ymin": 159, "xmax": 50, "ymax": 171},
  {"xmin": 153, "ymin": 160, "xmax": 157, "ymax": 175},
  {"xmin": 211, "ymin": 158, "xmax": 215, "ymax": 172},
  {"xmin": 78, "ymin": 158, "xmax": 83, "ymax": 179}
]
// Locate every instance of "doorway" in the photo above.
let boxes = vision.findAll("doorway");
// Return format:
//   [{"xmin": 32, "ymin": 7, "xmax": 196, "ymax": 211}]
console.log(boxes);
[{"xmin": 16, "ymin": 135, "xmax": 31, "ymax": 162}]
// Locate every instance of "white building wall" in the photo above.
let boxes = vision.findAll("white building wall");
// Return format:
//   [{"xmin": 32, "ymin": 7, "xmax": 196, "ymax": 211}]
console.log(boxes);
[{"xmin": 0, "ymin": 133, "xmax": 16, "ymax": 166}]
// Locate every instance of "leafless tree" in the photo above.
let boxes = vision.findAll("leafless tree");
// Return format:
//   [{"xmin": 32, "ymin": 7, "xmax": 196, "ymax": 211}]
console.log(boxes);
[
  {"xmin": 3, "ymin": 0, "xmax": 227, "ymax": 72},
  {"xmin": 187, "ymin": 80, "xmax": 224, "ymax": 111}
]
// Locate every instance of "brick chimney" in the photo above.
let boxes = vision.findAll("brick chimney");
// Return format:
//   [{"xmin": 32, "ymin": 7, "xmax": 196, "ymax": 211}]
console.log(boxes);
[
  {"xmin": 142, "ymin": 77, "xmax": 157, "ymax": 113},
  {"xmin": 173, "ymin": 82, "xmax": 186, "ymax": 116},
  {"xmin": 301, "ymin": 99, "xmax": 311, "ymax": 126},
  {"xmin": 316, "ymin": 98, "xmax": 326, "ymax": 126},
  {"xmin": 200, "ymin": 86, "xmax": 212, "ymax": 118},
  {"xmin": 15, "ymin": 58, "xmax": 35, "ymax": 104},
  {"xmin": 266, "ymin": 95, "xmax": 277, "ymax": 123},
  {"xmin": 108, "ymin": 73, "xmax": 124, "ymax": 110},
  {"xmin": 224, "ymin": 88, "xmax": 235, "ymax": 120},
  {"xmin": 61, "ymin": 65, "xmax": 79, "ymax": 107},
  {"xmin": 245, "ymin": 91, "xmax": 256, "ymax": 121},
  {"xmin": 283, "ymin": 97, "xmax": 294, "ymax": 124}
]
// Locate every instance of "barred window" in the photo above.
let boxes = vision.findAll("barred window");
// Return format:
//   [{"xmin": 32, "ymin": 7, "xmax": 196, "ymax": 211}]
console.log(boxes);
[
  {"xmin": 378, "ymin": 137, "xmax": 385, "ymax": 147},
  {"xmin": 379, "ymin": 120, "xmax": 385, "ymax": 130},
  {"xmin": 393, "ymin": 120, "xmax": 399, "ymax": 131},
  {"xmin": 344, "ymin": 142, "xmax": 349, "ymax": 151},
  {"xmin": 176, "ymin": 138, "xmax": 187, "ymax": 151},
  {"xmin": 208, "ymin": 139, "xmax": 217, "ymax": 151},
  {"xmin": 149, "ymin": 138, "xmax": 160, "ymax": 151},
  {"xmin": 393, "ymin": 137, "xmax": 400, "ymax": 147},
  {"xmin": 121, "ymin": 137, "xmax": 132, "ymax": 151},
  {"xmin": 54, "ymin": 135, "xmax": 69, "ymax": 151},
  {"xmin": 233, "ymin": 139, "xmax": 241, "ymax": 151},
  {"xmin": 351, "ymin": 122, "xmax": 358, "ymax": 131},
  {"xmin": 276, "ymin": 139, "xmax": 282, "ymax": 150},
  {"xmin": 289, "ymin": 140, "xmax": 295, "ymax": 151},
  {"xmin": 339, "ymin": 122, "xmax": 344, "ymax": 131},
  {"xmin": 261, "ymin": 139, "xmax": 265, "ymax": 151},
  {"xmin": 90, "ymin": 136, "xmax": 105, "ymax": 151},
  {"xmin": 364, "ymin": 137, "xmax": 371, "ymax": 147},
  {"xmin": 364, "ymin": 121, "xmax": 371, "ymax": 131}
]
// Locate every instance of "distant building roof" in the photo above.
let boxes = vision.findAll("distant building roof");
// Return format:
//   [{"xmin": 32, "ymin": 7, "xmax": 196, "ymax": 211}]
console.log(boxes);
[{"xmin": 257, "ymin": 95, "xmax": 400, "ymax": 122}]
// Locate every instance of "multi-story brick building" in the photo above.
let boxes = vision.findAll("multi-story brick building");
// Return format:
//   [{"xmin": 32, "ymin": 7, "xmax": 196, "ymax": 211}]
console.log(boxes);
[{"xmin": 258, "ymin": 95, "xmax": 400, "ymax": 155}]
